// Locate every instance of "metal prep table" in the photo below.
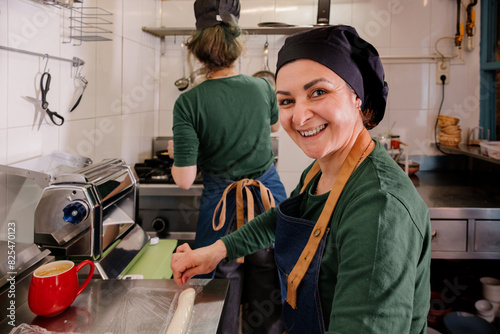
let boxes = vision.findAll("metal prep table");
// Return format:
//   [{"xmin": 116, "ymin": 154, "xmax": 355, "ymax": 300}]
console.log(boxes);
[{"xmin": 1, "ymin": 278, "xmax": 229, "ymax": 334}]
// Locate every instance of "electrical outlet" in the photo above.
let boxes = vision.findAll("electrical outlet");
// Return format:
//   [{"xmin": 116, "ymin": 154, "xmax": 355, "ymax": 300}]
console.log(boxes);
[{"xmin": 436, "ymin": 59, "xmax": 450, "ymax": 84}]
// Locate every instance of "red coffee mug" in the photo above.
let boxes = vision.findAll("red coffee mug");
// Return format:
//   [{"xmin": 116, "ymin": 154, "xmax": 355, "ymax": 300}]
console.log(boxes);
[{"xmin": 28, "ymin": 260, "xmax": 94, "ymax": 317}]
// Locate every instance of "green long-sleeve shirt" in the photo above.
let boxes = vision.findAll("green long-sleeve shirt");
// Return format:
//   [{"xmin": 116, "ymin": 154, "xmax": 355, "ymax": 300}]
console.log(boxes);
[
  {"xmin": 172, "ymin": 74, "xmax": 278, "ymax": 180},
  {"xmin": 222, "ymin": 141, "xmax": 431, "ymax": 333}
]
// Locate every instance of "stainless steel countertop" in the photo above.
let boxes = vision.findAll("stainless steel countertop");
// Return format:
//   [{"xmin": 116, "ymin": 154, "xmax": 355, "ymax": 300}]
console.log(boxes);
[
  {"xmin": 2, "ymin": 278, "xmax": 228, "ymax": 334},
  {"xmin": 412, "ymin": 171, "xmax": 500, "ymax": 209}
]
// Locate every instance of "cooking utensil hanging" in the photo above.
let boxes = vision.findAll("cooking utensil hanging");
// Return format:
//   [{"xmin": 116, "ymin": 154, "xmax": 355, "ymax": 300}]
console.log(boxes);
[
  {"xmin": 189, "ymin": 67, "xmax": 208, "ymax": 87},
  {"xmin": 252, "ymin": 41, "xmax": 275, "ymax": 89},
  {"xmin": 174, "ymin": 41, "xmax": 190, "ymax": 91},
  {"xmin": 68, "ymin": 64, "xmax": 88, "ymax": 112},
  {"xmin": 187, "ymin": 53, "xmax": 208, "ymax": 88}
]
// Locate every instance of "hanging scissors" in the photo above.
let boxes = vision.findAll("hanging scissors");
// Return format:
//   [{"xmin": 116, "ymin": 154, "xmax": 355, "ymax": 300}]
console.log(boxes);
[
  {"xmin": 40, "ymin": 72, "xmax": 64, "ymax": 125},
  {"xmin": 25, "ymin": 72, "xmax": 64, "ymax": 128}
]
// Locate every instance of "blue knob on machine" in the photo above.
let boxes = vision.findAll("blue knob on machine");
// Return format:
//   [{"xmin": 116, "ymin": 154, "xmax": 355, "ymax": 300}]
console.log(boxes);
[{"xmin": 63, "ymin": 201, "xmax": 88, "ymax": 225}]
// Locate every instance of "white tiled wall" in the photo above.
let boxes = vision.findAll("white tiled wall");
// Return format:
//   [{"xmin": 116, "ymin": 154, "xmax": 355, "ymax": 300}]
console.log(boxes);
[
  {"xmin": 159, "ymin": 0, "xmax": 481, "ymax": 194},
  {"xmin": 0, "ymin": 0, "xmax": 482, "ymax": 237},
  {"xmin": 0, "ymin": 0, "xmax": 160, "ymax": 239}
]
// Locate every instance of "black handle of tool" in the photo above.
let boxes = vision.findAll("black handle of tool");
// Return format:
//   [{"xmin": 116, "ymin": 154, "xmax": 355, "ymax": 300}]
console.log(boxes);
[
  {"xmin": 46, "ymin": 108, "xmax": 64, "ymax": 126},
  {"xmin": 70, "ymin": 94, "xmax": 83, "ymax": 112},
  {"xmin": 40, "ymin": 72, "xmax": 51, "ymax": 110}
]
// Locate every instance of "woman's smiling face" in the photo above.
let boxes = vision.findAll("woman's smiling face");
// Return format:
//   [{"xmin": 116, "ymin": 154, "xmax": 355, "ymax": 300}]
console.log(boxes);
[{"xmin": 276, "ymin": 59, "xmax": 364, "ymax": 160}]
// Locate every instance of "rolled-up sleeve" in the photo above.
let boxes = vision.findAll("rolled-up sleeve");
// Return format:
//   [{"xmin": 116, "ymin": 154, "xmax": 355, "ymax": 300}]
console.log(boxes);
[{"xmin": 172, "ymin": 96, "xmax": 199, "ymax": 167}]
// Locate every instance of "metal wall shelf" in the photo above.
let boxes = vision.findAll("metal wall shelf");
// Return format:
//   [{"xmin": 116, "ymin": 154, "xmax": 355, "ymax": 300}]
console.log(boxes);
[
  {"xmin": 31, "ymin": 0, "xmax": 113, "ymax": 44},
  {"xmin": 67, "ymin": 6, "xmax": 113, "ymax": 44},
  {"xmin": 142, "ymin": 26, "xmax": 316, "ymax": 37},
  {"xmin": 438, "ymin": 143, "xmax": 500, "ymax": 165}
]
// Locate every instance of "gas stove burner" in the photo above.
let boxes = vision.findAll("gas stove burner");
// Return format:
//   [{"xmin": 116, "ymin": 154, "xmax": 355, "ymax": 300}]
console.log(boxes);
[
  {"xmin": 134, "ymin": 162, "xmax": 173, "ymax": 184},
  {"xmin": 134, "ymin": 160, "xmax": 203, "ymax": 184}
]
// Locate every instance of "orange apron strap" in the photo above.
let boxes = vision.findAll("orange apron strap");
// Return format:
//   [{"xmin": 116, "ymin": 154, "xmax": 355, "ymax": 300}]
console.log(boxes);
[
  {"xmin": 235, "ymin": 180, "xmax": 249, "ymax": 263},
  {"xmin": 212, "ymin": 178, "xmax": 278, "ymax": 263},
  {"xmin": 286, "ymin": 130, "xmax": 373, "ymax": 309},
  {"xmin": 213, "ymin": 182, "xmax": 239, "ymax": 231},
  {"xmin": 236, "ymin": 179, "xmax": 246, "ymax": 230}
]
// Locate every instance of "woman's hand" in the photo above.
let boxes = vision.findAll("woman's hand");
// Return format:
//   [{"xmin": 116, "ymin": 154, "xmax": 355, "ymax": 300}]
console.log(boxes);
[{"xmin": 170, "ymin": 240, "xmax": 228, "ymax": 286}]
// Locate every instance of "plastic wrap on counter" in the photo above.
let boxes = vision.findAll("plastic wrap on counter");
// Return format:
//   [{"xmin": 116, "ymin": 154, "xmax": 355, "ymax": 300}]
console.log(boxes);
[
  {"xmin": 9, "ymin": 286, "xmax": 202, "ymax": 334},
  {"xmin": 9, "ymin": 323, "xmax": 80, "ymax": 334},
  {"xmin": 104, "ymin": 285, "xmax": 202, "ymax": 333}
]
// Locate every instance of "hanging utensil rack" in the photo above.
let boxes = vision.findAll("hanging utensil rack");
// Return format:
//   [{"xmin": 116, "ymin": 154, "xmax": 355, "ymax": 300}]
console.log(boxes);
[
  {"xmin": 66, "ymin": 5, "xmax": 113, "ymax": 45},
  {"xmin": 29, "ymin": 0, "xmax": 113, "ymax": 45},
  {"xmin": 0, "ymin": 45, "xmax": 84, "ymax": 67}
]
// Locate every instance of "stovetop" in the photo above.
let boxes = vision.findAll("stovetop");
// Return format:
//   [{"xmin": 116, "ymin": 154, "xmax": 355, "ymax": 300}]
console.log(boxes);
[{"xmin": 134, "ymin": 159, "xmax": 203, "ymax": 184}]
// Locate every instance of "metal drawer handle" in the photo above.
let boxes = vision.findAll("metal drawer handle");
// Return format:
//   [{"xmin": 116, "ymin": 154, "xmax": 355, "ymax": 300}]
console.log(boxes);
[{"xmin": 431, "ymin": 230, "xmax": 437, "ymax": 240}]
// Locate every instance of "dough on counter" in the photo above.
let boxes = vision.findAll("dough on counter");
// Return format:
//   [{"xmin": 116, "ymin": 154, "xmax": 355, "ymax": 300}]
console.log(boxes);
[{"xmin": 166, "ymin": 288, "xmax": 196, "ymax": 334}]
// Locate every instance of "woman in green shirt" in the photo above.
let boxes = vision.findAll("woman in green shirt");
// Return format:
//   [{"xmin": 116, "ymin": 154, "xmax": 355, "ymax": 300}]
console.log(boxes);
[{"xmin": 171, "ymin": 25, "xmax": 431, "ymax": 333}]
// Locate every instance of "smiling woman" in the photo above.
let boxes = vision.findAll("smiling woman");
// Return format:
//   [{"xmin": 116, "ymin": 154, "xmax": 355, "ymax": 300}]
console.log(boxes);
[{"xmin": 171, "ymin": 25, "xmax": 431, "ymax": 334}]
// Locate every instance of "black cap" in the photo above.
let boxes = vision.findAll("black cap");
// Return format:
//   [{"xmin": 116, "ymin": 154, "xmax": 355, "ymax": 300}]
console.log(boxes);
[
  {"xmin": 276, "ymin": 25, "xmax": 388, "ymax": 128},
  {"xmin": 194, "ymin": 0, "xmax": 241, "ymax": 30}
]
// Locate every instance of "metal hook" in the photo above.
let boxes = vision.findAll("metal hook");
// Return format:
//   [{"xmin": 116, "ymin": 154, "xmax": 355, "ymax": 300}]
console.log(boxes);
[
  {"xmin": 43, "ymin": 54, "xmax": 50, "ymax": 73},
  {"xmin": 76, "ymin": 63, "xmax": 83, "ymax": 78}
]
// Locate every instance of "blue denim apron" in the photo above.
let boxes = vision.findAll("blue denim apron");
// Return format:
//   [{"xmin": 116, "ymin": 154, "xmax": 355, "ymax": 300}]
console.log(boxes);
[
  {"xmin": 274, "ymin": 130, "xmax": 373, "ymax": 333},
  {"xmin": 196, "ymin": 164, "xmax": 287, "ymax": 334}
]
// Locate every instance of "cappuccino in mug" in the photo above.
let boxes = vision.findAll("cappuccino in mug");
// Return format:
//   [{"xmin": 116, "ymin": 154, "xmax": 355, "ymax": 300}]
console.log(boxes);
[{"xmin": 35, "ymin": 262, "xmax": 73, "ymax": 277}]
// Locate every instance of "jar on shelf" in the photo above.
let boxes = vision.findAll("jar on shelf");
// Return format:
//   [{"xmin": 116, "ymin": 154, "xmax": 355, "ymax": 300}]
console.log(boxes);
[{"xmin": 390, "ymin": 135, "xmax": 401, "ymax": 149}]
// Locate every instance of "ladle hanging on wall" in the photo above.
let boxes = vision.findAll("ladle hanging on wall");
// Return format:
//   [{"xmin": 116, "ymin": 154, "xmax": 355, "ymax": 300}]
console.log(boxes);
[
  {"xmin": 174, "ymin": 41, "xmax": 190, "ymax": 91},
  {"xmin": 252, "ymin": 38, "xmax": 275, "ymax": 89}
]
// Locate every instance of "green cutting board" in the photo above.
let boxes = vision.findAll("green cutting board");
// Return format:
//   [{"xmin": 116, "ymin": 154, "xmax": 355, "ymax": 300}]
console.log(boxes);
[{"xmin": 124, "ymin": 239, "xmax": 178, "ymax": 279}]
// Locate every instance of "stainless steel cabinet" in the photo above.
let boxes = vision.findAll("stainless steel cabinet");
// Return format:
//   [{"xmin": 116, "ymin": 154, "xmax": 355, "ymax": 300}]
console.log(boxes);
[{"xmin": 430, "ymin": 208, "xmax": 500, "ymax": 259}]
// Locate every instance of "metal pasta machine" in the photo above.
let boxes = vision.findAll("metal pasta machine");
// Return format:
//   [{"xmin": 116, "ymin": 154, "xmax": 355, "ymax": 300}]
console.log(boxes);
[{"xmin": 33, "ymin": 158, "xmax": 149, "ymax": 279}]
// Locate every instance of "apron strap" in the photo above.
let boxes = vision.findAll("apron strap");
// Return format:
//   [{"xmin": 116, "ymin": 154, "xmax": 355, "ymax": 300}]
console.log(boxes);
[
  {"xmin": 286, "ymin": 129, "xmax": 373, "ymax": 309},
  {"xmin": 213, "ymin": 179, "xmax": 276, "ymax": 263},
  {"xmin": 299, "ymin": 161, "xmax": 321, "ymax": 193}
]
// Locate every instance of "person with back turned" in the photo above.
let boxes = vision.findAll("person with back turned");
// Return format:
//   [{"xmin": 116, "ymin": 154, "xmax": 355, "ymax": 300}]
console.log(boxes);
[{"xmin": 168, "ymin": 0, "xmax": 286, "ymax": 333}]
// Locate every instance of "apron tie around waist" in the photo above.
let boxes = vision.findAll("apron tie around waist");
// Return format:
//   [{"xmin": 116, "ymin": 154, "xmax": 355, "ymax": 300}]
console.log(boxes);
[
  {"xmin": 213, "ymin": 178, "xmax": 276, "ymax": 263},
  {"xmin": 285, "ymin": 129, "xmax": 373, "ymax": 310}
]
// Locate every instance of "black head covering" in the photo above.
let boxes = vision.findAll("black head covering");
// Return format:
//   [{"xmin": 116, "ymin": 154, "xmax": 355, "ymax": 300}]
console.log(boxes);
[
  {"xmin": 194, "ymin": 0, "xmax": 241, "ymax": 30},
  {"xmin": 276, "ymin": 25, "xmax": 388, "ymax": 128}
]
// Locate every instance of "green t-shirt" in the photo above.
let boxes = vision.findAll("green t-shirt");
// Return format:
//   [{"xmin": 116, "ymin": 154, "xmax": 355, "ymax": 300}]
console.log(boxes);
[
  {"xmin": 222, "ymin": 141, "xmax": 431, "ymax": 333},
  {"xmin": 172, "ymin": 74, "xmax": 278, "ymax": 180}
]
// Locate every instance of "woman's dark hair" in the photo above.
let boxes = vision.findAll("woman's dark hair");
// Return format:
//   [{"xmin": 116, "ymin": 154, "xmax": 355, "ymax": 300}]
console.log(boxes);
[
  {"xmin": 186, "ymin": 23, "xmax": 244, "ymax": 74},
  {"xmin": 360, "ymin": 102, "xmax": 378, "ymax": 130},
  {"xmin": 345, "ymin": 82, "xmax": 377, "ymax": 130}
]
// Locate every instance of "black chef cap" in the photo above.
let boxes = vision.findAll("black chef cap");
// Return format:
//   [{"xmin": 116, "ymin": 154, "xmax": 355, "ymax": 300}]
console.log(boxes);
[
  {"xmin": 194, "ymin": 0, "xmax": 241, "ymax": 30},
  {"xmin": 276, "ymin": 25, "xmax": 388, "ymax": 128}
]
